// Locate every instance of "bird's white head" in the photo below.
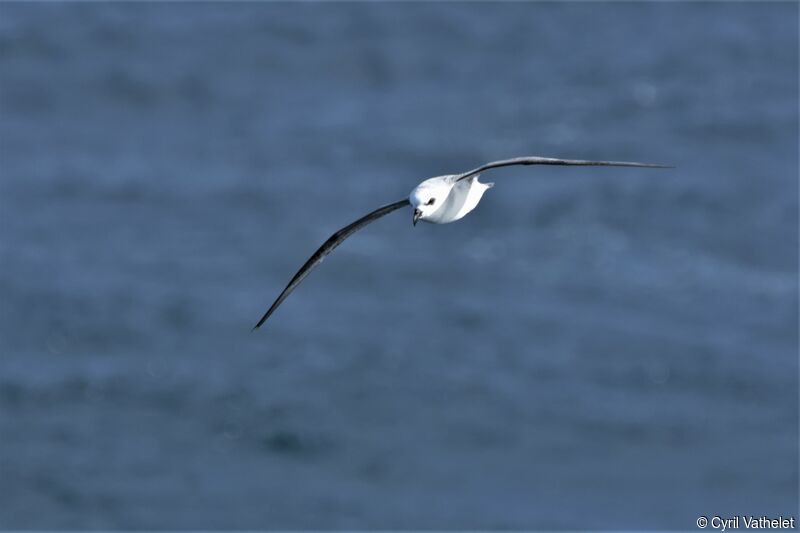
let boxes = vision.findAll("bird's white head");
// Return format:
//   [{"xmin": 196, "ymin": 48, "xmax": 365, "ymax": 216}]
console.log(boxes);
[{"xmin": 408, "ymin": 176, "xmax": 454, "ymax": 226}]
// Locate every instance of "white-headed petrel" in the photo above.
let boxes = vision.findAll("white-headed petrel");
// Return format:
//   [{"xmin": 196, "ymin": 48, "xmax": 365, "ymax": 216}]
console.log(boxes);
[{"xmin": 254, "ymin": 156, "xmax": 670, "ymax": 329}]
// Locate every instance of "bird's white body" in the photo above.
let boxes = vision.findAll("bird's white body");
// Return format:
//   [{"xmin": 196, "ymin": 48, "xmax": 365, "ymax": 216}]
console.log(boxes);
[{"xmin": 409, "ymin": 174, "xmax": 494, "ymax": 224}]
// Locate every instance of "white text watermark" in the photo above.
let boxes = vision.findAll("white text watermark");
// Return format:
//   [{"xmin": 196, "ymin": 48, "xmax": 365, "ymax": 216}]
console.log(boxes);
[{"xmin": 697, "ymin": 515, "xmax": 796, "ymax": 531}]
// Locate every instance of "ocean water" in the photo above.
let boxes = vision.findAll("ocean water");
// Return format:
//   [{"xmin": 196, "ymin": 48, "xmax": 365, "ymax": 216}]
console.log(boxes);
[{"xmin": 0, "ymin": 2, "xmax": 797, "ymax": 529}]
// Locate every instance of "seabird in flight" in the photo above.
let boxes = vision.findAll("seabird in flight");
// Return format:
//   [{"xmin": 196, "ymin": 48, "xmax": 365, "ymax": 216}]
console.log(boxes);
[{"xmin": 253, "ymin": 156, "xmax": 670, "ymax": 329}]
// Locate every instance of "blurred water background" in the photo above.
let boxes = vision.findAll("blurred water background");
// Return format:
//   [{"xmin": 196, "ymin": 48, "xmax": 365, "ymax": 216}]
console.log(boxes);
[{"xmin": 0, "ymin": 2, "xmax": 797, "ymax": 529}]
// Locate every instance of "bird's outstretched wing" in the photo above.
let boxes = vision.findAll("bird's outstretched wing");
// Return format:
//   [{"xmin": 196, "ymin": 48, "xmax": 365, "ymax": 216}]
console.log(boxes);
[
  {"xmin": 253, "ymin": 198, "xmax": 411, "ymax": 329},
  {"xmin": 457, "ymin": 156, "xmax": 672, "ymax": 182}
]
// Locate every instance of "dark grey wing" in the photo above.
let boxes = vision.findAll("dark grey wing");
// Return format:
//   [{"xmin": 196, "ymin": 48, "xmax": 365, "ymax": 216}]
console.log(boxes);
[
  {"xmin": 253, "ymin": 198, "xmax": 411, "ymax": 330},
  {"xmin": 456, "ymin": 156, "xmax": 672, "ymax": 182}
]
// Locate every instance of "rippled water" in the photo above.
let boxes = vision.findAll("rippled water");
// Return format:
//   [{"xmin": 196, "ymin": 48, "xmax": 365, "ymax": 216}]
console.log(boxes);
[{"xmin": 0, "ymin": 2, "xmax": 797, "ymax": 529}]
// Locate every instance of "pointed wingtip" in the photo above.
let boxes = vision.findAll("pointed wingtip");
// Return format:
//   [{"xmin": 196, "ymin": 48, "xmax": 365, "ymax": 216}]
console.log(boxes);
[
  {"xmin": 252, "ymin": 309, "xmax": 273, "ymax": 331},
  {"xmin": 625, "ymin": 162, "xmax": 673, "ymax": 169},
  {"xmin": 630, "ymin": 162, "xmax": 673, "ymax": 169}
]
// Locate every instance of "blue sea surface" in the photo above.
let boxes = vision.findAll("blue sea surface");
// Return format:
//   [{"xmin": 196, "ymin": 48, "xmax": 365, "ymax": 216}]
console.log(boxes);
[{"xmin": 0, "ymin": 2, "xmax": 797, "ymax": 529}]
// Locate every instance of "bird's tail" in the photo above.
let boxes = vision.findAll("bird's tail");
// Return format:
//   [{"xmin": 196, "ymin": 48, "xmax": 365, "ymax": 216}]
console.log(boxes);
[{"xmin": 472, "ymin": 173, "xmax": 494, "ymax": 189}]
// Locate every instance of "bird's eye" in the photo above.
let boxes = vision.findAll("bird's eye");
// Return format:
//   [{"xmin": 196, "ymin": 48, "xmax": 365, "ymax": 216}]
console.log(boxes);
[{"xmin": 426, "ymin": 198, "xmax": 436, "ymax": 206}]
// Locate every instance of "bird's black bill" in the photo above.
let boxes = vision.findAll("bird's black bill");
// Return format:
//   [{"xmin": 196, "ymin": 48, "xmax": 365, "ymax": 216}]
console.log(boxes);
[{"xmin": 413, "ymin": 209, "xmax": 422, "ymax": 226}]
